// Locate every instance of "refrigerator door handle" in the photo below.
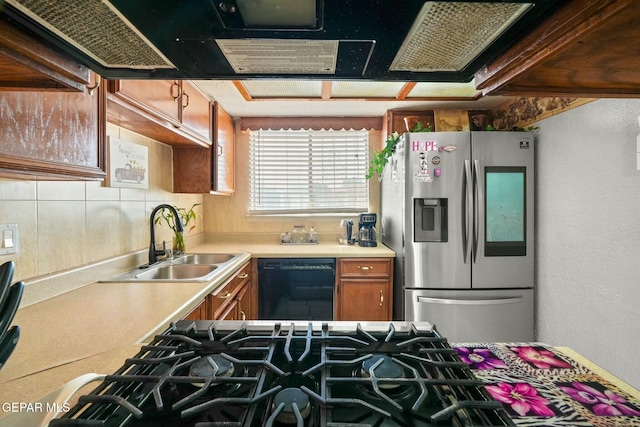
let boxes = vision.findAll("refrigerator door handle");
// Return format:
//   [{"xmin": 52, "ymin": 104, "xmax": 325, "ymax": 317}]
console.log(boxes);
[
  {"xmin": 463, "ymin": 160, "xmax": 472, "ymax": 263},
  {"xmin": 417, "ymin": 296, "xmax": 525, "ymax": 305},
  {"xmin": 472, "ymin": 159, "xmax": 480, "ymax": 262}
]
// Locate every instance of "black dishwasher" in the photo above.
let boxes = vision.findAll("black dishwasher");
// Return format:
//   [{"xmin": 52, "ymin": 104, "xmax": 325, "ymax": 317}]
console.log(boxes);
[{"xmin": 258, "ymin": 258, "xmax": 335, "ymax": 320}]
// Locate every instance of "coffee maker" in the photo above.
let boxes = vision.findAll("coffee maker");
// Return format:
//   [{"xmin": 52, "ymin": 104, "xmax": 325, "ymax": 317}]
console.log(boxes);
[{"xmin": 358, "ymin": 213, "xmax": 377, "ymax": 247}]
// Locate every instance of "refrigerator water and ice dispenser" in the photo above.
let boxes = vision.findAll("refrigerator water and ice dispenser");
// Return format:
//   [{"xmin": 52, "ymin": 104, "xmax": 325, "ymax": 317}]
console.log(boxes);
[{"xmin": 414, "ymin": 198, "xmax": 448, "ymax": 242}]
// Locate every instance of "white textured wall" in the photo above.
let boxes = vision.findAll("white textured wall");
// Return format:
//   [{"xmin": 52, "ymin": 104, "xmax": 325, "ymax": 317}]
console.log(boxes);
[{"xmin": 536, "ymin": 99, "xmax": 640, "ymax": 389}]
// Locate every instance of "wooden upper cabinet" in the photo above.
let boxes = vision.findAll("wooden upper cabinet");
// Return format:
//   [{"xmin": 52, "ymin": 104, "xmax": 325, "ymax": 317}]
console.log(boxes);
[
  {"xmin": 383, "ymin": 109, "xmax": 435, "ymax": 147},
  {"xmin": 0, "ymin": 74, "xmax": 106, "ymax": 180},
  {"xmin": 475, "ymin": 0, "xmax": 640, "ymax": 97},
  {"xmin": 0, "ymin": 17, "xmax": 91, "ymax": 92},
  {"xmin": 110, "ymin": 79, "xmax": 181, "ymax": 122},
  {"xmin": 180, "ymin": 81, "xmax": 212, "ymax": 142},
  {"xmin": 173, "ymin": 101, "xmax": 235, "ymax": 194},
  {"xmin": 107, "ymin": 79, "xmax": 211, "ymax": 147},
  {"xmin": 212, "ymin": 102, "xmax": 235, "ymax": 195},
  {"xmin": 173, "ymin": 145, "xmax": 212, "ymax": 194}
]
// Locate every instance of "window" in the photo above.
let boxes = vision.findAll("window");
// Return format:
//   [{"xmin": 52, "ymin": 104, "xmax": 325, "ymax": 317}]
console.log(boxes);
[{"xmin": 249, "ymin": 129, "xmax": 370, "ymax": 214}]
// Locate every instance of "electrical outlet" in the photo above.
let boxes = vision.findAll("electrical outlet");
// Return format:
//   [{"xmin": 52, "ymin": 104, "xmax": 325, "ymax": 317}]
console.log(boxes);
[{"xmin": 0, "ymin": 223, "xmax": 18, "ymax": 255}]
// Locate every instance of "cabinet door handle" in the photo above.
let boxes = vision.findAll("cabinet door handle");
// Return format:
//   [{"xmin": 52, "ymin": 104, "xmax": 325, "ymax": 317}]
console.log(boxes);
[
  {"xmin": 219, "ymin": 291, "xmax": 232, "ymax": 299},
  {"xmin": 182, "ymin": 92, "xmax": 190, "ymax": 109},
  {"xmin": 171, "ymin": 81, "xmax": 181, "ymax": 101},
  {"xmin": 380, "ymin": 290, "xmax": 384, "ymax": 306},
  {"xmin": 87, "ymin": 74, "xmax": 101, "ymax": 95},
  {"xmin": 357, "ymin": 265, "xmax": 373, "ymax": 271},
  {"xmin": 238, "ymin": 273, "xmax": 249, "ymax": 279},
  {"xmin": 240, "ymin": 310, "xmax": 246, "ymax": 321},
  {"xmin": 218, "ymin": 144, "xmax": 223, "ymax": 156}
]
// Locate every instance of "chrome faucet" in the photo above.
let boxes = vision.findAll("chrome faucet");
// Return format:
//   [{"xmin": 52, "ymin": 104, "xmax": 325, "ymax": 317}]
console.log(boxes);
[{"xmin": 149, "ymin": 204, "xmax": 185, "ymax": 265}]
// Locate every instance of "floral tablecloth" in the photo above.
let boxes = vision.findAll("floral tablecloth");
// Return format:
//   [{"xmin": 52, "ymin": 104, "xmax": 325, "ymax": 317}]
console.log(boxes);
[{"xmin": 452, "ymin": 343, "xmax": 640, "ymax": 427}]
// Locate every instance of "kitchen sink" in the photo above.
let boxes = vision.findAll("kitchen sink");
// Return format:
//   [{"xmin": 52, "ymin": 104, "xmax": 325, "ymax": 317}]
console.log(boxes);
[
  {"xmin": 100, "ymin": 253, "xmax": 243, "ymax": 282},
  {"xmin": 135, "ymin": 264, "xmax": 218, "ymax": 281},
  {"xmin": 173, "ymin": 253, "xmax": 235, "ymax": 265}
]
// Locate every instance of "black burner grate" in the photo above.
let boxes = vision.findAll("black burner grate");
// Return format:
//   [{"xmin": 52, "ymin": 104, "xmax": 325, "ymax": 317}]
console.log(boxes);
[{"xmin": 51, "ymin": 322, "xmax": 514, "ymax": 427}]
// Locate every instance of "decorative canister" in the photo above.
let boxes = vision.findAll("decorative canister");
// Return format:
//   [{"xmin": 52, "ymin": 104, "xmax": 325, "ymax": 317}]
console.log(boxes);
[{"xmin": 291, "ymin": 225, "xmax": 308, "ymax": 243}]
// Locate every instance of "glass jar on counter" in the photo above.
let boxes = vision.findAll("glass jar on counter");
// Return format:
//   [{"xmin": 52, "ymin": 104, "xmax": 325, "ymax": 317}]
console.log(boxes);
[
  {"xmin": 308, "ymin": 226, "xmax": 318, "ymax": 243},
  {"xmin": 291, "ymin": 225, "xmax": 308, "ymax": 243}
]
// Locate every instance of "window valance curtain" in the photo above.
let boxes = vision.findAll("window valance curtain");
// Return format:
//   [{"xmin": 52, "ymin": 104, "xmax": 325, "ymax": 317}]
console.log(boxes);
[{"xmin": 240, "ymin": 116, "xmax": 382, "ymax": 131}]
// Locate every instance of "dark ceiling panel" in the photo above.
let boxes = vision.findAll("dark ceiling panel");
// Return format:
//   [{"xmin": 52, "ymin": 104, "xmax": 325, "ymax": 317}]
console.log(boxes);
[{"xmin": 2, "ymin": 0, "xmax": 563, "ymax": 82}]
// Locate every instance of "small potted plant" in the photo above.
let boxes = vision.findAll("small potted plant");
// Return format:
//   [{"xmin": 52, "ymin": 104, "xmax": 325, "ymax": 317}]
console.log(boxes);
[{"xmin": 154, "ymin": 203, "xmax": 201, "ymax": 253}]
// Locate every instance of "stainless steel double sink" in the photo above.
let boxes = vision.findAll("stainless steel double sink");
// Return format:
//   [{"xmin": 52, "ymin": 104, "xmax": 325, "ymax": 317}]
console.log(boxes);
[{"xmin": 101, "ymin": 253, "xmax": 241, "ymax": 282}]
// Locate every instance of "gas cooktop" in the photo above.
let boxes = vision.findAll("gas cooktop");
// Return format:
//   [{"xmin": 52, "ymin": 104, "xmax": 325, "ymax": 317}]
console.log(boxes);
[{"xmin": 50, "ymin": 321, "xmax": 514, "ymax": 427}]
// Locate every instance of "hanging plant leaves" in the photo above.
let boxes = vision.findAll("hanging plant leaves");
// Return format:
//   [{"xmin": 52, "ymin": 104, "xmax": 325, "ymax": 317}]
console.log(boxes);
[{"xmin": 366, "ymin": 121, "xmax": 431, "ymax": 180}]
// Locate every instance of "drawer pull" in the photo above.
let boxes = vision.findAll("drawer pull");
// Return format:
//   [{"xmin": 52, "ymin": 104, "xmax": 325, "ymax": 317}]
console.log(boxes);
[
  {"xmin": 357, "ymin": 265, "xmax": 373, "ymax": 271},
  {"xmin": 237, "ymin": 273, "xmax": 249, "ymax": 279},
  {"xmin": 219, "ymin": 291, "xmax": 232, "ymax": 299}
]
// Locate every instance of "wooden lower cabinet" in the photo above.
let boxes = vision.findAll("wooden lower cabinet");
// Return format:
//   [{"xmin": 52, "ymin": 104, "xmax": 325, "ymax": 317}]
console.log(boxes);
[
  {"xmin": 207, "ymin": 260, "xmax": 257, "ymax": 320},
  {"xmin": 335, "ymin": 258, "xmax": 393, "ymax": 321},
  {"xmin": 218, "ymin": 299, "xmax": 240, "ymax": 320},
  {"xmin": 236, "ymin": 278, "xmax": 255, "ymax": 321},
  {"xmin": 182, "ymin": 299, "xmax": 207, "ymax": 321}
]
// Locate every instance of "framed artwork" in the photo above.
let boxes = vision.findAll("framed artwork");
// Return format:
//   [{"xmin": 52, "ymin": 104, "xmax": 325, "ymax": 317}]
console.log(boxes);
[{"xmin": 107, "ymin": 137, "xmax": 149, "ymax": 189}]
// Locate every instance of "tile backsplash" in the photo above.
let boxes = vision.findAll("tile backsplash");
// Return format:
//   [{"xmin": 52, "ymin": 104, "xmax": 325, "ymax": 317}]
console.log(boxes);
[{"xmin": 0, "ymin": 124, "xmax": 203, "ymax": 289}]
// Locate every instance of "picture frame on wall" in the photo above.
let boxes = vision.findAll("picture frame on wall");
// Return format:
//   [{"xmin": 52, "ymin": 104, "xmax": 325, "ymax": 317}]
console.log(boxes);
[{"xmin": 106, "ymin": 136, "xmax": 149, "ymax": 189}]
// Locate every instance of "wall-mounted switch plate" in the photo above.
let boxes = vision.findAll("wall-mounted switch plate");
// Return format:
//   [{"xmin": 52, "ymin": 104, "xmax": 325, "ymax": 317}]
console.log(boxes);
[
  {"xmin": 0, "ymin": 223, "xmax": 18, "ymax": 255},
  {"xmin": 637, "ymin": 116, "xmax": 640, "ymax": 171}
]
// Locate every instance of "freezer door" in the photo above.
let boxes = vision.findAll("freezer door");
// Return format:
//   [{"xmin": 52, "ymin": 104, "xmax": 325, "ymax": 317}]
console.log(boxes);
[
  {"xmin": 471, "ymin": 132, "xmax": 534, "ymax": 289},
  {"xmin": 405, "ymin": 288, "xmax": 534, "ymax": 342},
  {"xmin": 404, "ymin": 132, "xmax": 471, "ymax": 290}
]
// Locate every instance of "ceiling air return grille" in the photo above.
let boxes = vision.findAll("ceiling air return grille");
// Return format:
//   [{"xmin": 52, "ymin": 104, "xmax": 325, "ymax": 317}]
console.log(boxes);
[
  {"xmin": 390, "ymin": 1, "xmax": 532, "ymax": 73},
  {"xmin": 5, "ymin": 0, "xmax": 175, "ymax": 69}
]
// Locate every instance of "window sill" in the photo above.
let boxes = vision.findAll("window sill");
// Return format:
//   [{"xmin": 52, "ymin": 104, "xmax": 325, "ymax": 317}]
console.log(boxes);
[{"xmin": 246, "ymin": 213, "xmax": 364, "ymax": 222}]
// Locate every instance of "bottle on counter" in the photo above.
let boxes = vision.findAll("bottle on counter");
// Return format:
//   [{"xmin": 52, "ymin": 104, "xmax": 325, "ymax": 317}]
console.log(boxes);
[
  {"xmin": 308, "ymin": 226, "xmax": 318, "ymax": 243},
  {"xmin": 280, "ymin": 232, "xmax": 292, "ymax": 244}
]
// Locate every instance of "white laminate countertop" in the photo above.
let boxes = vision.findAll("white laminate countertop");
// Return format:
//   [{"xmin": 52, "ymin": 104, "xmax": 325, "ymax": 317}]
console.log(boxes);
[
  {"xmin": 0, "ymin": 240, "xmax": 395, "ymax": 414},
  {"xmin": 193, "ymin": 240, "xmax": 397, "ymax": 258}
]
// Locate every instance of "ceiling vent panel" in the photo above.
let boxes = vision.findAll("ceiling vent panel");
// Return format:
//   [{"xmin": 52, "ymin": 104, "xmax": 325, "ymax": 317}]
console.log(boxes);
[
  {"xmin": 390, "ymin": 2, "xmax": 532, "ymax": 73},
  {"xmin": 331, "ymin": 81, "xmax": 406, "ymax": 98},
  {"xmin": 409, "ymin": 81, "xmax": 480, "ymax": 98},
  {"xmin": 216, "ymin": 39, "xmax": 338, "ymax": 74},
  {"xmin": 5, "ymin": 0, "xmax": 175, "ymax": 69},
  {"xmin": 243, "ymin": 80, "xmax": 323, "ymax": 98}
]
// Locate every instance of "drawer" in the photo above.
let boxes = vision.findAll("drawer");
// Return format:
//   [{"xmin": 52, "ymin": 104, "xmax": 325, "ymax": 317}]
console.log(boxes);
[
  {"xmin": 209, "ymin": 261, "xmax": 251, "ymax": 316},
  {"xmin": 339, "ymin": 258, "xmax": 391, "ymax": 277}
]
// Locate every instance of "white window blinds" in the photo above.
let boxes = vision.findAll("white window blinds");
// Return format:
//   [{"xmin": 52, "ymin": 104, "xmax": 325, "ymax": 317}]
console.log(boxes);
[{"xmin": 249, "ymin": 129, "xmax": 370, "ymax": 214}]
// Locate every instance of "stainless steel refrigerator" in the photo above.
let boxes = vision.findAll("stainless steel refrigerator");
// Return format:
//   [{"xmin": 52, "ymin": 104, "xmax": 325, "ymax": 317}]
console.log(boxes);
[{"xmin": 381, "ymin": 131, "xmax": 534, "ymax": 342}]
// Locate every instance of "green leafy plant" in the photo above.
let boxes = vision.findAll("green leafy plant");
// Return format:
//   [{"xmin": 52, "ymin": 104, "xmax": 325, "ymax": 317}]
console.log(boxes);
[
  {"xmin": 154, "ymin": 203, "xmax": 201, "ymax": 253},
  {"xmin": 366, "ymin": 121, "xmax": 431, "ymax": 180}
]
